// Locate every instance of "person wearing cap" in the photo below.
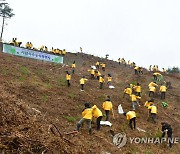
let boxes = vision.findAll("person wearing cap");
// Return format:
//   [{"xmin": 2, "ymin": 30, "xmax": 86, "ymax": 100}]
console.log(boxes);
[
  {"xmin": 149, "ymin": 86, "xmax": 156, "ymax": 97},
  {"xmin": 153, "ymin": 72, "xmax": 162, "ymax": 81},
  {"xmin": 144, "ymin": 99, "xmax": 154, "ymax": 108},
  {"xmin": 66, "ymin": 71, "xmax": 71, "ymax": 87},
  {"xmin": 102, "ymin": 96, "xmax": 113, "ymax": 121},
  {"xmin": 99, "ymin": 75, "xmax": 105, "ymax": 89},
  {"xmin": 161, "ymin": 122, "xmax": 173, "ymax": 148},
  {"xmin": 147, "ymin": 104, "xmax": 157, "ymax": 124},
  {"xmin": 123, "ymin": 111, "xmax": 136, "ymax": 129},
  {"xmin": 134, "ymin": 83, "xmax": 141, "ymax": 97},
  {"xmin": 72, "ymin": 61, "xmax": 76, "ymax": 74},
  {"xmin": 107, "ymin": 74, "xmax": 112, "ymax": 86},
  {"xmin": 129, "ymin": 92, "xmax": 141, "ymax": 110},
  {"xmin": 96, "ymin": 61, "xmax": 100, "ymax": 69},
  {"xmin": 92, "ymin": 105, "xmax": 103, "ymax": 130},
  {"xmin": 101, "ymin": 63, "xmax": 106, "ymax": 71},
  {"xmin": 159, "ymin": 84, "xmax": 167, "ymax": 99},
  {"xmin": 80, "ymin": 76, "xmax": 88, "ymax": 91},
  {"xmin": 77, "ymin": 102, "xmax": 93, "ymax": 134}
]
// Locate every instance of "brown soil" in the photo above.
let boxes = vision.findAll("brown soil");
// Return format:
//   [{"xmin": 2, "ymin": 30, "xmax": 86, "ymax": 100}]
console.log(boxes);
[{"xmin": 0, "ymin": 51, "xmax": 180, "ymax": 154}]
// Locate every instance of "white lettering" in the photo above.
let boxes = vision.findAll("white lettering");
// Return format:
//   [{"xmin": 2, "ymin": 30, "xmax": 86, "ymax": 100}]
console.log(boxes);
[
  {"xmin": 174, "ymin": 138, "xmax": 179, "ymax": 144},
  {"xmin": 148, "ymin": 138, "xmax": 154, "ymax": 143},
  {"xmin": 134, "ymin": 138, "xmax": 141, "ymax": 144},
  {"xmin": 140, "ymin": 138, "xmax": 148, "ymax": 143},
  {"xmin": 154, "ymin": 138, "xmax": 160, "ymax": 144},
  {"xmin": 129, "ymin": 137, "xmax": 135, "ymax": 144}
]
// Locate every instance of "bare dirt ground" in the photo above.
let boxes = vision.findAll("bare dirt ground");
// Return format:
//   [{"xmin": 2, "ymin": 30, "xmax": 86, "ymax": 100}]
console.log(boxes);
[{"xmin": 0, "ymin": 51, "xmax": 180, "ymax": 154}]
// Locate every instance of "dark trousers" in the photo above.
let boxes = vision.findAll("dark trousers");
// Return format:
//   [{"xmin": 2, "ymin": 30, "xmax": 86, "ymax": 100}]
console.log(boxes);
[
  {"xmin": 135, "ymin": 70, "xmax": 138, "ymax": 75},
  {"xmin": 148, "ymin": 113, "xmax": 157, "ymax": 124},
  {"xmin": 153, "ymin": 75, "xmax": 157, "ymax": 80},
  {"xmin": 72, "ymin": 68, "xmax": 75, "ymax": 74},
  {"xmin": 91, "ymin": 74, "xmax": 94, "ymax": 79},
  {"xmin": 162, "ymin": 131, "xmax": 173, "ymax": 148},
  {"xmin": 161, "ymin": 92, "xmax": 166, "ymax": 99},
  {"xmin": 99, "ymin": 82, "xmax": 103, "ymax": 89},
  {"xmin": 105, "ymin": 110, "xmax": 110, "ymax": 121},
  {"xmin": 136, "ymin": 92, "xmax": 141, "ymax": 97},
  {"xmin": 102, "ymin": 67, "xmax": 105, "ymax": 71},
  {"xmin": 81, "ymin": 84, "xmax": 84, "ymax": 90},
  {"xmin": 149, "ymin": 91, "xmax": 154, "ymax": 97},
  {"xmin": 96, "ymin": 116, "xmax": 103, "ymax": 130},
  {"xmin": 129, "ymin": 117, "xmax": 136, "ymax": 129},
  {"xmin": 67, "ymin": 80, "xmax": 70, "ymax": 87}
]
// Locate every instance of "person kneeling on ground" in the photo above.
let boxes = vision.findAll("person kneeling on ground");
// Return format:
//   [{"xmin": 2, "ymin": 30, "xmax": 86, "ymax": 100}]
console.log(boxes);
[{"xmin": 77, "ymin": 102, "xmax": 93, "ymax": 134}]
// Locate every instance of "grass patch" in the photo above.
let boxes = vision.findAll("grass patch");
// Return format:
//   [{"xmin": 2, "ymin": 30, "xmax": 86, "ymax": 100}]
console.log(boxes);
[
  {"xmin": 98, "ymin": 95, "xmax": 105, "ymax": 102},
  {"xmin": 42, "ymin": 95, "xmax": 48, "ymax": 102},
  {"xmin": 58, "ymin": 76, "xmax": 66, "ymax": 86},
  {"xmin": 1, "ymin": 68, "xmax": 7, "ymax": 75},
  {"xmin": 19, "ymin": 66, "xmax": 29, "ymax": 81},
  {"xmin": 44, "ymin": 82, "xmax": 52, "ymax": 89},
  {"xmin": 69, "ymin": 91, "xmax": 75, "ymax": 99},
  {"xmin": 145, "ymin": 130, "xmax": 153, "ymax": 137},
  {"xmin": 145, "ymin": 149, "xmax": 152, "ymax": 154},
  {"xmin": 121, "ymin": 123, "xmax": 127, "ymax": 132},
  {"xmin": 154, "ymin": 128, "xmax": 162, "ymax": 138},
  {"xmin": 64, "ymin": 116, "xmax": 76, "ymax": 123}
]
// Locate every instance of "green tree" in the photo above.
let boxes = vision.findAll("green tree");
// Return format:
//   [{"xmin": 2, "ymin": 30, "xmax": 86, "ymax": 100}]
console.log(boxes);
[{"xmin": 0, "ymin": 1, "xmax": 14, "ymax": 40}]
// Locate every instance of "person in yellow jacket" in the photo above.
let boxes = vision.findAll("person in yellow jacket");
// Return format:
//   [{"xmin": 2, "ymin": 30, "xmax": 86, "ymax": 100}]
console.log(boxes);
[
  {"xmin": 134, "ymin": 83, "xmax": 141, "ymax": 96},
  {"xmin": 160, "ymin": 84, "xmax": 167, "ymax": 99},
  {"xmin": 99, "ymin": 75, "xmax": 105, "ymax": 89},
  {"xmin": 101, "ymin": 63, "xmax": 106, "ymax": 71},
  {"xmin": 144, "ymin": 99, "xmax": 154, "ymax": 108},
  {"xmin": 95, "ymin": 70, "xmax": 101, "ymax": 80},
  {"xmin": 66, "ymin": 71, "xmax": 71, "ymax": 87},
  {"xmin": 72, "ymin": 61, "xmax": 76, "ymax": 74},
  {"xmin": 92, "ymin": 105, "xmax": 103, "ymax": 130},
  {"xmin": 149, "ymin": 86, "xmax": 156, "ymax": 97},
  {"xmin": 123, "ymin": 87, "xmax": 132, "ymax": 98},
  {"xmin": 80, "ymin": 76, "xmax": 88, "ymax": 91},
  {"xmin": 123, "ymin": 111, "xmax": 136, "ymax": 129},
  {"xmin": 148, "ymin": 81, "xmax": 158, "ymax": 88},
  {"xmin": 96, "ymin": 61, "xmax": 100, "ymax": 69},
  {"xmin": 62, "ymin": 49, "xmax": 66, "ymax": 55},
  {"xmin": 102, "ymin": 96, "xmax": 113, "ymax": 121},
  {"xmin": 26, "ymin": 42, "xmax": 30, "ymax": 48},
  {"xmin": 118, "ymin": 58, "xmax": 121, "ymax": 65},
  {"xmin": 107, "ymin": 74, "xmax": 112, "ymax": 86},
  {"xmin": 153, "ymin": 72, "xmax": 162, "ymax": 81},
  {"xmin": 130, "ymin": 93, "xmax": 141, "ymax": 110},
  {"xmin": 134, "ymin": 66, "xmax": 139, "ymax": 75},
  {"xmin": 77, "ymin": 102, "xmax": 93, "ymax": 134},
  {"xmin": 147, "ymin": 104, "xmax": 157, "ymax": 124},
  {"xmin": 90, "ymin": 68, "xmax": 95, "ymax": 79}
]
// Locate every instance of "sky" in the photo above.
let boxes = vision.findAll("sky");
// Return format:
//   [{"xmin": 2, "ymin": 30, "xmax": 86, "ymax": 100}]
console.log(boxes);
[{"xmin": 1, "ymin": 0, "xmax": 180, "ymax": 69}]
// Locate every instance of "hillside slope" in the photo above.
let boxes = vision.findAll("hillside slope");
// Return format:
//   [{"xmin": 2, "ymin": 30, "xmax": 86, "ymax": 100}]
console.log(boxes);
[{"xmin": 0, "ymin": 51, "xmax": 180, "ymax": 154}]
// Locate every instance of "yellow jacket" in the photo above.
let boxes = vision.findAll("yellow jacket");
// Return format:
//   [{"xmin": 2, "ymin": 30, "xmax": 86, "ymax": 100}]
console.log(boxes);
[
  {"xmin": 124, "ymin": 88, "xmax": 132, "ymax": 95},
  {"xmin": 130, "ymin": 94, "xmax": 141, "ymax": 102},
  {"xmin": 144, "ymin": 101, "xmax": 153, "ymax": 108},
  {"xmin": 92, "ymin": 105, "xmax": 103, "ymax": 118},
  {"xmin": 126, "ymin": 111, "xmax": 136, "ymax": 120},
  {"xmin": 80, "ymin": 78, "xmax": 88, "ymax": 84},
  {"xmin": 72, "ymin": 64, "xmax": 76, "ymax": 68},
  {"xmin": 101, "ymin": 63, "xmax": 106, "ymax": 68},
  {"xmin": 102, "ymin": 101, "xmax": 113, "ymax": 110},
  {"xmin": 66, "ymin": 74, "xmax": 71, "ymax": 80},
  {"xmin": 160, "ymin": 85, "xmax": 167, "ymax": 92},
  {"xmin": 148, "ymin": 82, "xmax": 158, "ymax": 87},
  {"xmin": 99, "ymin": 76, "xmax": 105, "ymax": 83},
  {"xmin": 82, "ymin": 108, "xmax": 93, "ymax": 120},
  {"xmin": 134, "ymin": 66, "xmax": 139, "ymax": 70},
  {"xmin": 148, "ymin": 105, "xmax": 157, "ymax": 114},
  {"xmin": 153, "ymin": 72, "xmax": 162, "ymax": 76},
  {"xmin": 135, "ymin": 86, "xmax": 141, "ymax": 92},
  {"xmin": 149, "ymin": 86, "xmax": 156, "ymax": 92},
  {"xmin": 91, "ymin": 69, "xmax": 95, "ymax": 75},
  {"xmin": 108, "ymin": 77, "xmax": 112, "ymax": 82},
  {"xmin": 96, "ymin": 62, "xmax": 100, "ymax": 66}
]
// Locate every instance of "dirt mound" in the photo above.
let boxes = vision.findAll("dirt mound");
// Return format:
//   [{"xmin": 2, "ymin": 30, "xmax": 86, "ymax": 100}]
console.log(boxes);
[{"xmin": 0, "ymin": 51, "xmax": 180, "ymax": 153}]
